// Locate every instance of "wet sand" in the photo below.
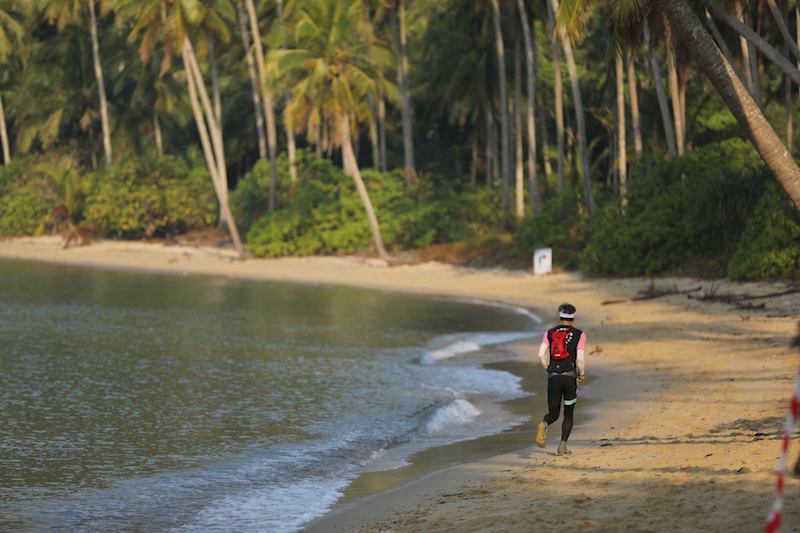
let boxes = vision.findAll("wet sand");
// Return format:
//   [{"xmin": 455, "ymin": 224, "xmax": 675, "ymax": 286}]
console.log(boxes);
[{"xmin": 0, "ymin": 237, "xmax": 799, "ymax": 531}]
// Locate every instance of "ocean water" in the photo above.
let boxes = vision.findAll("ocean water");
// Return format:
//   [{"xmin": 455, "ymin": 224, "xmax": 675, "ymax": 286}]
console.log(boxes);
[{"xmin": 0, "ymin": 260, "xmax": 540, "ymax": 531}]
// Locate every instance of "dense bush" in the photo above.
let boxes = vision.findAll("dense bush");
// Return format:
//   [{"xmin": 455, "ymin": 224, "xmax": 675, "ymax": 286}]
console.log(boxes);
[
  {"xmin": 579, "ymin": 139, "xmax": 768, "ymax": 276},
  {"xmin": 244, "ymin": 156, "xmax": 499, "ymax": 257},
  {"xmin": 84, "ymin": 155, "xmax": 216, "ymax": 238},
  {"xmin": 511, "ymin": 192, "xmax": 586, "ymax": 268},
  {"xmin": 727, "ymin": 183, "xmax": 800, "ymax": 280},
  {"xmin": 0, "ymin": 156, "xmax": 82, "ymax": 236}
]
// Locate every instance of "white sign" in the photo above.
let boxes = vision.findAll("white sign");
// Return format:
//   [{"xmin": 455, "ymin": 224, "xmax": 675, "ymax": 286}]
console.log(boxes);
[{"xmin": 533, "ymin": 248, "xmax": 552, "ymax": 276}]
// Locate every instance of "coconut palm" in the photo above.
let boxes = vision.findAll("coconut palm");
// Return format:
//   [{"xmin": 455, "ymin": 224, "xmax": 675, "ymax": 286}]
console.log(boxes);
[
  {"xmin": 392, "ymin": 0, "xmax": 415, "ymax": 183},
  {"xmin": 269, "ymin": 0, "xmax": 395, "ymax": 260},
  {"xmin": 560, "ymin": 0, "xmax": 800, "ymax": 209},
  {"xmin": 44, "ymin": 0, "xmax": 113, "ymax": 165},
  {"xmin": 115, "ymin": 0, "xmax": 246, "ymax": 256},
  {"xmin": 0, "ymin": 1, "xmax": 23, "ymax": 165}
]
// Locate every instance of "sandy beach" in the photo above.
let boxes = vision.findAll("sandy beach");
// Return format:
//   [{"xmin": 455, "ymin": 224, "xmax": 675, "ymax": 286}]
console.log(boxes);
[{"xmin": 1, "ymin": 236, "xmax": 799, "ymax": 531}]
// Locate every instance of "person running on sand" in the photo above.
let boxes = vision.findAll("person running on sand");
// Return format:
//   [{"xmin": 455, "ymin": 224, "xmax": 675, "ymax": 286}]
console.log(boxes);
[{"xmin": 535, "ymin": 303, "xmax": 587, "ymax": 455}]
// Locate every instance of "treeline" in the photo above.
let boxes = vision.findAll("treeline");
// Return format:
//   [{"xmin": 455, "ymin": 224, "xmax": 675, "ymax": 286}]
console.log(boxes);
[{"xmin": 0, "ymin": 0, "xmax": 797, "ymax": 279}]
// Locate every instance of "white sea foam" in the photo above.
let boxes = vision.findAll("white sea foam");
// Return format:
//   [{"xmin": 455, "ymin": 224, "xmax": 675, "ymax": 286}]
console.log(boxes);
[
  {"xmin": 424, "ymin": 340, "xmax": 482, "ymax": 362},
  {"xmin": 421, "ymin": 330, "xmax": 538, "ymax": 364},
  {"xmin": 425, "ymin": 399, "xmax": 481, "ymax": 434}
]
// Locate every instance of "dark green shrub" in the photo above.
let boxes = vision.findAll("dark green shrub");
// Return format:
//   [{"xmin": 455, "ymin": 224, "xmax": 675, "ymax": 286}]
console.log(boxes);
[
  {"xmin": 511, "ymin": 192, "xmax": 585, "ymax": 268},
  {"xmin": 84, "ymin": 155, "xmax": 216, "ymax": 238},
  {"xmin": 0, "ymin": 156, "xmax": 82, "ymax": 236},
  {"xmin": 727, "ymin": 183, "xmax": 800, "ymax": 280},
  {"xmin": 245, "ymin": 157, "xmax": 482, "ymax": 257},
  {"xmin": 579, "ymin": 139, "xmax": 768, "ymax": 276}
]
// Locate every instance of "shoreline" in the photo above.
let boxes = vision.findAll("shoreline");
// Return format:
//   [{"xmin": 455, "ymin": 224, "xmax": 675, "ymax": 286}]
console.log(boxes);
[{"xmin": 1, "ymin": 237, "xmax": 799, "ymax": 531}]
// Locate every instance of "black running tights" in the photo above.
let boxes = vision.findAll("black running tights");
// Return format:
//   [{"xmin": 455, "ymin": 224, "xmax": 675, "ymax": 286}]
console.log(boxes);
[{"xmin": 543, "ymin": 375, "xmax": 577, "ymax": 441}]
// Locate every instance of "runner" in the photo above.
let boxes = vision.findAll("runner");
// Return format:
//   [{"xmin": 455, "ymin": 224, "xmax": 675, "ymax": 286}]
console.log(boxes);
[{"xmin": 535, "ymin": 303, "xmax": 587, "ymax": 455}]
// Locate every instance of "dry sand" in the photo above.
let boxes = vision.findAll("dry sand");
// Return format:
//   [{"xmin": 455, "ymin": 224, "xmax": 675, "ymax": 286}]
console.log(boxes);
[{"xmin": 1, "ymin": 236, "xmax": 799, "ymax": 532}]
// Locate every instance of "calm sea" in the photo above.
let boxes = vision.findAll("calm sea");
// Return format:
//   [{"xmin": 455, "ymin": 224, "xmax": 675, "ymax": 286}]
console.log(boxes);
[{"xmin": 0, "ymin": 260, "xmax": 540, "ymax": 531}]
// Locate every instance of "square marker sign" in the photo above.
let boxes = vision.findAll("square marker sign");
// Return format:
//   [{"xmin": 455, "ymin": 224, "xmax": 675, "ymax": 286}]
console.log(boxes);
[{"xmin": 533, "ymin": 248, "xmax": 552, "ymax": 276}]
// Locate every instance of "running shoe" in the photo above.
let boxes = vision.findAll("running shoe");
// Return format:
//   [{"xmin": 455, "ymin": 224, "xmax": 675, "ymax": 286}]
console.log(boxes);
[
  {"xmin": 557, "ymin": 441, "xmax": 572, "ymax": 455},
  {"xmin": 535, "ymin": 421, "xmax": 547, "ymax": 448}
]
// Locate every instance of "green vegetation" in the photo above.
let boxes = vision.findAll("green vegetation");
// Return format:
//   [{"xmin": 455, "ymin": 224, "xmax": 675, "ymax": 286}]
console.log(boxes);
[{"xmin": 0, "ymin": 0, "xmax": 796, "ymax": 280}]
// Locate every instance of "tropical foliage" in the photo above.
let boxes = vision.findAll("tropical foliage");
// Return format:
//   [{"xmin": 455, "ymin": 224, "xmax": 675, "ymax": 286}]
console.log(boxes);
[{"xmin": 0, "ymin": 0, "xmax": 796, "ymax": 280}]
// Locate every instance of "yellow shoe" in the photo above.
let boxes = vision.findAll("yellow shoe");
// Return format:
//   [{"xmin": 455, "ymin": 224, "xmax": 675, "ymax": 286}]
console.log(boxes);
[{"xmin": 535, "ymin": 421, "xmax": 548, "ymax": 448}]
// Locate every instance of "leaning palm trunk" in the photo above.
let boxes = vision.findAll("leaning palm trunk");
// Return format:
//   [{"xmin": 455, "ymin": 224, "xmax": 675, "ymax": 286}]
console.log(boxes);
[
  {"xmin": 340, "ymin": 116, "xmax": 389, "ymax": 261},
  {"xmin": 550, "ymin": 0, "xmax": 595, "ymax": 214},
  {"xmin": 548, "ymin": 1, "xmax": 565, "ymax": 191},
  {"xmin": 182, "ymin": 39, "xmax": 245, "ymax": 256},
  {"xmin": 378, "ymin": 88, "xmax": 388, "ymax": 171},
  {"xmin": 710, "ymin": 5, "xmax": 800, "ymax": 87},
  {"xmin": 393, "ymin": 0, "xmax": 415, "ymax": 184},
  {"xmin": 616, "ymin": 49, "xmax": 627, "ymax": 204},
  {"xmin": 237, "ymin": 0, "xmax": 267, "ymax": 160},
  {"xmin": 490, "ymin": 0, "xmax": 511, "ymax": 211},
  {"xmin": 626, "ymin": 49, "xmax": 642, "ymax": 160},
  {"xmin": 516, "ymin": 0, "xmax": 540, "ymax": 212},
  {"xmin": 645, "ymin": 24, "xmax": 677, "ymax": 158},
  {"xmin": 244, "ymin": 0, "xmax": 279, "ymax": 212},
  {"xmin": 0, "ymin": 92, "xmax": 10, "ymax": 165},
  {"xmin": 88, "ymin": 0, "xmax": 112, "ymax": 165},
  {"xmin": 653, "ymin": 0, "xmax": 800, "ymax": 209},
  {"xmin": 766, "ymin": 0, "xmax": 800, "ymax": 62}
]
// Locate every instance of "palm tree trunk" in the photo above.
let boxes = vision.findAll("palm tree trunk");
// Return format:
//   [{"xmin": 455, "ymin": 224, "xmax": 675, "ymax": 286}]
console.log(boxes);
[
  {"xmin": 653, "ymin": 0, "xmax": 800, "ymax": 209},
  {"xmin": 378, "ymin": 88, "xmax": 387, "ymax": 171},
  {"xmin": 182, "ymin": 44, "xmax": 245, "ymax": 256},
  {"xmin": 786, "ymin": 49, "xmax": 793, "ymax": 152},
  {"xmin": 470, "ymin": 140, "xmax": 478, "ymax": 185},
  {"xmin": 667, "ymin": 47, "xmax": 684, "ymax": 155},
  {"xmin": 710, "ymin": 5, "xmax": 800, "ymax": 87},
  {"xmin": 237, "ymin": 0, "xmax": 267, "ymax": 160},
  {"xmin": 88, "ymin": 0, "xmax": 112, "ymax": 165},
  {"xmin": 550, "ymin": 0, "xmax": 595, "ymax": 214},
  {"xmin": 0, "ymin": 93, "xmax": 11, "ymax": 165},
  {"xmin": 616, "ymin": 49, "xmax": 627, "ymax": 205},
  {"xmin": 645, "ymin": 24, "xmax": 677, "ymax": 157},
  {"xmin": 738, "ymin": 10, "xmax": 755, "ymax": 97},
  {"xmin": 244, "ymin": 0, "xmax": 279, "ymax": 212},
  {"xmin": 275, "ymin": 0, "xmax": 297, "ymax": 183},
  {"xmin": 209, "ymin": 38, "xmax": 223, "ymax": 129},
  {"xmin": 340, "ymin": 116, "xmax": 389, "ymax": 260},
  {"xmin": 369, "ymin": 105, "xmax": 380, "ymax": 169},
  {"xmin": 514, "ymin": 37, "xmax": 524, "ymax": 220},
  {"xmin": 485, "ymin": 107, "xmax": 493, "ymax": 185},
  {"xmin": 490, "ymin": 0, "xmax": 511, "ymax": 211},
  {"xmin": 394, "ymin": 0, "xmax": 415, "ymax": 184},
  {"xmin": 516, "ymin": 0, "xmax": 540, "ymax": 212},
  {"xmin": 532, "ymin": 19, "xmax": 553, "ymax": 180},
  {"xmin": 490, "ymin": 108, "xmax": 500, "ymax": 186},
  {"xmin": 548, "ymin": 1, "xmax": 565, "ymax": 192},
  {"xmin": 626, "ymin": 49, "xmax": 642, "ymax": 161},
  {"xmin": 153, "ymin": 106, "xmax": 163, "ymax": 155}
]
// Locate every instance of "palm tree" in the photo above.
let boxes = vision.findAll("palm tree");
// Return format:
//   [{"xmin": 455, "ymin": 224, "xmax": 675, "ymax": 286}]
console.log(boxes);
[
  {"xmin": 615, "ymin": 47, "xmax": 626, "ymax": 204},
  {"xmin": 490, "ymin": 0, "xmax": 512, "ymax": 212},
  {"xmin": 44, "ymin": 0, "xmax": 113, "ymax": 165},
  {"xmin": 626, "ymin": 48, "xmax": 642, "ymax": 160},
  {"xmin": 269, "ymin": 0, "xmax": 395, "ymax": 260},
  {"xmin": 392, "ymin": 0, "xmax": 415, "ymax": 184},
  {"xmin": 0, "ymin": 1, "xmax": 23, "ymax": 165},
  {"xmin": 516, "ymin": 0, "xmax": 540, "ymax": 212},
  {"xmin": 549, "ymin": 0, "xmax": 595, "ymax": 214},
  {"xmin": 116, "ymin": 0, "xmax": 246, "ymax": 255},
  {"xmin": 242, "ymin": 0, "xmax": 279, "ymax": 211}
]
